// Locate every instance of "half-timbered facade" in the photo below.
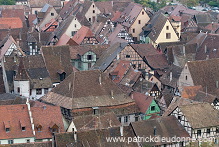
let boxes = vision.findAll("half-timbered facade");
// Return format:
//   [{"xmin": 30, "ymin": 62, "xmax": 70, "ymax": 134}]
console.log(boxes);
[
  {"xmin": 170, "ymin": 103, "xmax": 219, "ymax": 143},
  {"xmin": 81, "ymin": 37, "xmax": 99, "ymax": 45},
  {"xmin": 119, "ymin": 45, "xmax": 150, "ymax": 71}
]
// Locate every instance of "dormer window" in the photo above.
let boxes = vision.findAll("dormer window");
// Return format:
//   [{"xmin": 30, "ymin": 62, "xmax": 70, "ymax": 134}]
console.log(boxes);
[
  {"xmin": 36, "ymin": 124, "xmax": 42, "ymax": 132},
  {"xmin": 6, "ymin": 128, "xmax": 10, "ymax": 132},
  {"xmin": 49, "ymin": 122, "xmax": 59, "ymax": 134},
  {"xmin": 87, "ymin": 55, "xmax": 92, "ymax": 60},
  {"xmin": 22, "ymin": 127, "xmax": 26, "ymax": 131},
  {"xmin": 4, "ymin": 121, "xmax": 10, "ymax": 133}
]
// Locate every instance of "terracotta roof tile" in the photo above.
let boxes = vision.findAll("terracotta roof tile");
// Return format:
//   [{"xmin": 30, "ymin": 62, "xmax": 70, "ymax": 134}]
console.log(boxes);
[
  {"xmin": 0, "ymin": 104, "xmax": 34, "ymax": 140},
  {"xmin": 72, "ymin": 26, "xmax": 95, "ymax": 45},
  {"xmin": 31, "ymin": 101, "xmax": 64, "ymax": 139},
  {"xmin": 0, "ymin": 17, "xmax": 23, "ymax": 29},
  {"xmin": 132, "ymin": 92, "xmax": 153, "ymax": 113},
  {"xmin": 181, "ymin": 85, "xmax": 203, "ymax": 99}
]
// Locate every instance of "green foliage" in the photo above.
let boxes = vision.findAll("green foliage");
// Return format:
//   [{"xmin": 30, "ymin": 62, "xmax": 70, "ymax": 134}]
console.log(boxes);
[
  {"xmin": 180, "ymin": 0, "xmax": 199, "ymax": 6},
  {"xmin": 135, "ymin": 0, "xmax": 167, "ymax": 11},
  {"xmin": 0, "ymin": 0, "xmax": 15, "ymax": 5}
]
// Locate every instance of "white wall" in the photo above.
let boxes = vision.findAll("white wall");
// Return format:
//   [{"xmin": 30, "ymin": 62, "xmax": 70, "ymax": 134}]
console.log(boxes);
[
  {"xmin": 14, "ymin": 81, "xmax": 30, "ymax": 97},
  {"xmin": 65, "ymin": 17, "xmax": 82, "ymax": 38},
  {"xmin": 30, "ymin": 88, "xmax": 52, "ymax": 100},
  {"xmin": 0, "ymin": 137, "xmax": 34, "ymax": 145}
]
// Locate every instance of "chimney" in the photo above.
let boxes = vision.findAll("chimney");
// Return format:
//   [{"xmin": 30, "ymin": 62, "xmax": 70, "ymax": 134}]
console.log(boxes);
[
  {"xmin": 205, "ymin": 45, "xmax": 207, "ymax": 53},
  {"xmin": 216, "ymin": 81, "xmax": 218, "ymax": 88},
  {"xmin": 183, "ymin": 45, "xmax": 185, "ymax": 56},
  {"xmin": 111, "ymin": 90, "xmax": 114, "ymax": 99},
  {"xmin": 120, "ymin": 125, "xmax": 123, "ymax": 136},
  {"xmin": 99, "ymin": 74, "xmax": 102, "ymax": 85},
  {"xmin": 154, "ymin": 126, "xmax": 156, "ymax": 136},
  {"xmin": 73, "ymin": 128, "xmax": 77, "ymax": 142},
  {"xmin": 206, "ymin": 55, "xmax": 209, "ymax": 60},
  {"xmin": 170, "ymin": 72, "xmax": 172, "ymax": 81},
  {"xmin": 111, "ymin": 1, "xmax": 113, "ymax": 7}
]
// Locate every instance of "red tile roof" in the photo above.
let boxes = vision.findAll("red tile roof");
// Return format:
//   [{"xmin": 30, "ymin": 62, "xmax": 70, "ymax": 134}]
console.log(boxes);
[
  {"xmin": 0, "ymin": 17, "xmax": 23, "ymax": 29},
  {"xmin": 0, "ymin": 104, "xmax": 34, "ymax": 140},
  {"xmin": 110, "ymin": 60, "xmax": 131, "ymax": 83},
  {"xmin": 181, "ymin": 85, "xmax": 203, "ymax": 99},
  {"xmin": 72, "ymin": 26, "xmax": 94, "ymax": 45},
  {"xmin": 31, "ymin": 101, "xmax": 65, "ymax": 139},
  {"xmin": 132, "ymin": 92, "xmax": 153, "ymax": 113}
]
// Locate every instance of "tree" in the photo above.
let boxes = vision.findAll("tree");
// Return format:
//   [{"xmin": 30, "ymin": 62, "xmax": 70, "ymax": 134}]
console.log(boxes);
[
  {"xmin": 180, "ymin": 0, "xmax": 199, "ymax": 6},
  {"xmin": 0, "ymin": 0, "xmax": 15, "ymax": 5}
]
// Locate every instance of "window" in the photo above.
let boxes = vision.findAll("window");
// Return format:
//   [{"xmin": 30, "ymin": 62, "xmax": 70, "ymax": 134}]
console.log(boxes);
[
  {"xmin": 59, "ymin": 72, "xmax": 66, "ymax": 81},
  {"xmin": 207, "ymin": 128, "xmax": 210, "ymax": 134},
  {"xmin": 87, "ymin": 55, "xmax": 92, "ymax": 60},
  {"xmin": 26, "ymin": 139, "xmax": 30, "ymax": 143},
  {"xmin": 78, "ymin": 62, "xmax": 82, "ymax": 69},
  {"xmin": 126, "ymin": 55, "xmax": 130, "ymax": 58},
  {"xmin": 34, "ymin": 11, "xmax": 38, "ymax": 15},
  {"xmin": 138, "ymin": 64, "xmax": 141, "ymax": 69},
  {"xmin": 138, "ymin": 20, "xmax": 141, "ymax": 24},
  {"xmin": 166, "ymin": 33, "xmax": 171, "ymax": 39},
  {"xmin": 93, "ymin": 107, "xmax": 99, "ymax": 115},
  {"xmin": 178, "ymin": 116, "xmax": 181, "ymax": 120},
  {"xmin": 135, "ymin": 116, "xmax": 139, "ymax": 121},
  {"xmin": 166, "ymin": 26, "xmax": 169, "ymax": 30},
  {"xmin": 44, "ymin": 88, "xmax": 49, "ymax": 94},
  {"xmin": 142, "ymin": 11, "xmax": 144, "ymax": 15},
  {"xmin": 197, "ymin": 130, "xmax": 201, "ymax": 136},
  {"xmin": 133, "ymin": 64, "xmax": 136, "ymax": 69},
  {"xmin": 93, "ymin": 10, "xmax": 95, "ymax": 13},
  {"xmin": 8, "ymin": 140, "xmax": 13, "ymax": 144},
  {"xmin": 22, "ymin": 127, "xmax": 26, "ymax": 131},
  {"xmin": 36, "ymin": 88, "xmax": 42, "ymax": 95},
  {"xmin": 30, "ymin": 89, "xmax": 32, "ymax": 96},
  {"xmin": 89, "ymin": 18, "xmax": 91, "ymax": 22},
  {"xmin": 88, "ymin": 63, "xmax": 92, "ymax": 69},
  {"xmin": 93, "ymin": 5, "xmax": 95, "ymax": 8},
  {"xmin": 118, "ymin": 117, "xmax": 121, "ymax": 122},
  {"xmin": 216, "ymin": 128, "xmax": 219, "ymax": 133},
  {"xmin": 71, "ymin": 31, "xmax": 76, "ymax": 37},
  {"xmin": 124, "ymin": 116, "xmax": 128, "ymax": 123},
  {"xmin": 17, "ymin": 87, "xmax": 20, "ymax": 93},
  {"xmin": 185, "ymin": 76, "xmax": 188, "ymax": 80},
  {"xmin": 133, "ymin": 28, "xmax": 135, "ymax": 33},
  {"xmin": 151, "ymin": 106, "xmax": 155, "ymax": 111},
  {"xmin": 6, "ymin": 128, "xmax": 10, "ymax": 132},
  {"xmin": 51, "ymin": 13, "xmax": 54, "ymax": 16},
  {"xmin": 75, "ymin": 24, "xmax": 77, "ymax": 28}
]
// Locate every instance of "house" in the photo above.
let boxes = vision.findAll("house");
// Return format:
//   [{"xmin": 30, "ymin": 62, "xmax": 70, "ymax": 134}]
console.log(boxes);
[
  {"xmin": 72, "ymin": 26, "xmax": 99, "ymax": 45},
  {"xmin": 115, "ymin": 2, "xmax": 150, "ymax": 42},
  {"xmin": 0, "ymin": 104, "xmax": 35, "ymax": 144},
  {"xmin": 140, "ymin": 13, "xmax": 180, "ymax": 47},
  {"xmin": 104, "ymin": 60, "xmax": 141, "ymax": 86},
  {"xmin": 69, "ymin": 44, "xmax": 109, "ymax": 71},
  {"xmin": 0, "ymin": 93, "xmax": 27, "ymax": 106},
  {"xmin": 41, "ymin": 45, "xmax": 73, "ymax": 85},
  {"xmin": 19, "ymin": 32, "xmax": 52, "ymax": 55},
  {"xmin": 81, "ymin": 1, "xmax": 101, "ymax": 23},
  {"xmin": 204, "ymin": 22, "xmax": 219, "ymax": 34},
  {"xmin": 67, "ymin": 112, "xmax": 120, "ymax": 132},
  {"xmin": 33, "ymin": 4, "xmax": 58, "ymax": 32},
  {"xmin": 0, "ymin": 17, "xmax": 23, "ymax": 30},
  {"xmin": 47, "ymin": 15, "xmax": 90, "ymax": 45},
  {"xmin": 130, "ymin": 116, "xmax": 190, "ymax": 147},
  {"xmin": 181, "ymin": 86, "xmax": 219, "ymax": 109},
  {"xmin": 55, "ymin": 126, "xmax": 138, "ymax": 147},
  {"xmin": 41, "ymin": 70, "xmax": 140, "ymax": 125},
  {"xmin": 194, "ymin": 13, "xmax": 214, "ymax": 27},
  {"xmin": 0, "ymin": 67, "xmax": 5, "ymax": 94},
  {"xmin": 0, "ymin": 35, "xmax": 25, "ymax": 61},
  {"xmin": 28, "ymin": 0, "xmax": 62, "ymax": 14},
  {"xmin": 31, "ymin": 101, "xmax": 65, "ymax": 142},
  {"xmin": 168, "ymin": 103, "xmax": 219, "ymax": 143},
  {"xmin": 195, "ymin": 33, "xmax": 219, "ymax": 60},
  {"xmin": 108, "ymin": 24, "xmax": 134, "ymax": 44},
  {"xmin": 178, "ymin": 59, "xmax": 219, "ymax": 96},
  {"xmin": 13, "ymin": 55, "xmax": 53, "ymax": 100},
  {"xmin": 15, "ymin": 0, "xmax": 28, "ymax": 5},
  {"xmin": 133, "ymin": 78, "xmax": 161, "ymax": 99},
  {"xmin": 132, "ymin": 92, "xmax": 160, "ymax": 120}
]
